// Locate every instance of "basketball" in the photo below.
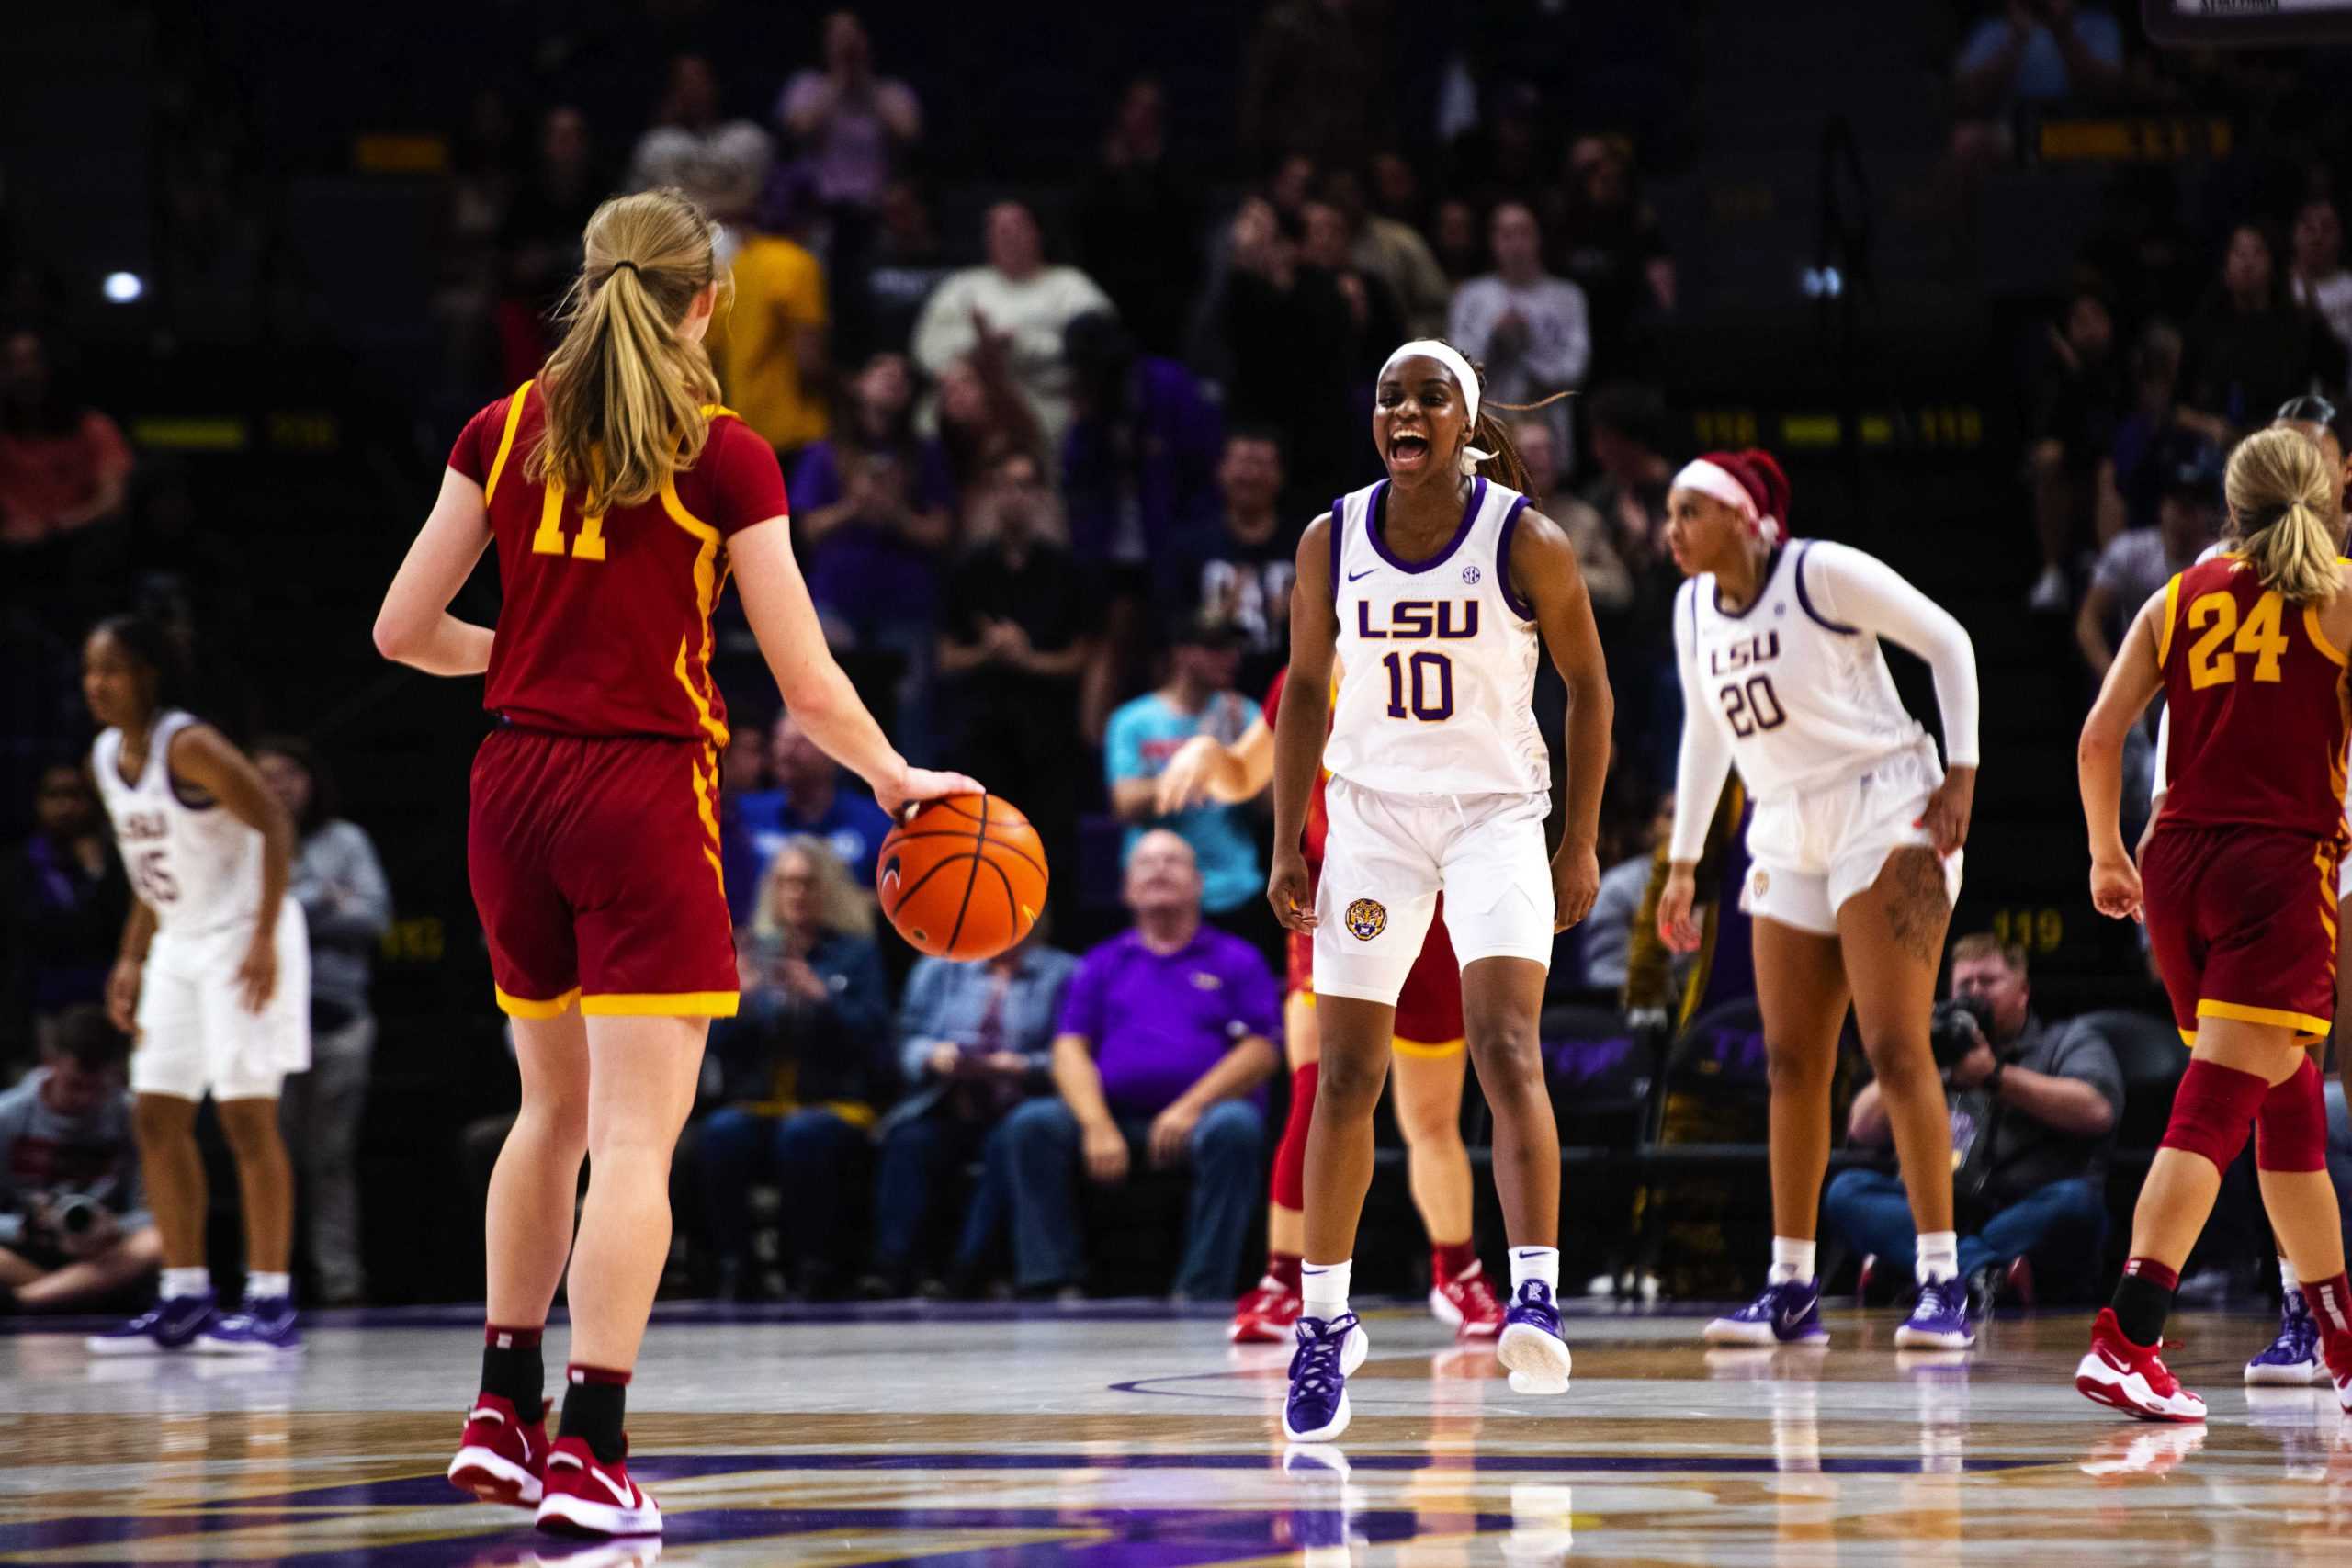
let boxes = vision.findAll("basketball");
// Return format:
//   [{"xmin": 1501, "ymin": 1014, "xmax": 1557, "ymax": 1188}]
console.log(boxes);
[{"xmin": 876, "ymin": 795, "xmax": 1048, "ymax": 961}]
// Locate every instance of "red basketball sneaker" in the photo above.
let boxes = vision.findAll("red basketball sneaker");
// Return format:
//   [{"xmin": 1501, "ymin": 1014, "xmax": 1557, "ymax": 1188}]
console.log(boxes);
[
  {"xmin": 536, "ymin": 1436, "xmax": 662, "ymax": 1538},
  {"xmin": 447, "ymin": 1393, "xmax": 550, "ymax": 1507},
  {"xmin": 2075, "ymin": 1308, "xmax": 2207, "ymax": 1423},
  {"xmin": 1230, "ymin": 1274, "xmax": 1303, "ymax": 1343},
  {"xmin": 1430, "ymin": 1260, "xmax": 1505, "ymax": 1340}
]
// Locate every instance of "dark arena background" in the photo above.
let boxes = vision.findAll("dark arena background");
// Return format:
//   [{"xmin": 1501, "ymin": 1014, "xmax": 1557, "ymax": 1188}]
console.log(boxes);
[{"xmin": 7, "ymin": 0, "xmax": 2352, "ymax": 1562}]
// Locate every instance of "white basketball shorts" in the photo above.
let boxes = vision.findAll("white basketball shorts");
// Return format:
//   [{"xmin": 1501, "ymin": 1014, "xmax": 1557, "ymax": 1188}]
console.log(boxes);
[
  {"xmin": 1740, "ymin": 739, "xmax": 1963, "ymax": 938},
  {"xmin": 1313, "ymin": 774, "xmax": 1554, "ymax": 1007},
  {"xmin": 131, "ymin": 901, "xmax": 311, "ymax": 1102}
]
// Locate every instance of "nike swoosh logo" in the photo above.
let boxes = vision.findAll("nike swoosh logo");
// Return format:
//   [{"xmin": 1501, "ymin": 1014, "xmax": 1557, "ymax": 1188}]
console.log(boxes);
[
  {"xmin": 591, "ymin": 1468, "xmax": 635, "ymax": 1506},
  {"xmin": 1347, "ymin": 568, "xmax": 1378, "ymax": 581}
]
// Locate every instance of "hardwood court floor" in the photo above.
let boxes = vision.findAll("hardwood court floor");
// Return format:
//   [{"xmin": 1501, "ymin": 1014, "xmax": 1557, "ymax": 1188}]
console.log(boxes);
[{"xmin": 0, "ymin": 1300, "xmax": 2346, "ymax": 1564}]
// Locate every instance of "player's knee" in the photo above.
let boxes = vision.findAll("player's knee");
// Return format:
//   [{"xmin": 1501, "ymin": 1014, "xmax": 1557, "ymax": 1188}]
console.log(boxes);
[
  {"xmin": 1395, "ymin": 1085, "xmax": 1464, "ymax": 1149},
  {"xmin": 1464, "ymin": 1015, "xmax": 1542, "ymax": 1087},
  {"xmin": 131, "ymin": 1094, "xmax": 194, "ymax": 1145},
  {"xmin": 1857, "ymin": 1034, "xmax": 1938, "ymax": 1100},
  {"xmin": 2161, "ymin": 1057, "xmax": 2270, "ymax": 1168},
  {"xmin": 2256, "ymin": 1055, "xmax": 2329, "ymax": 1173},
  {"xmin": 1763, "ymin": 1039, "xmax": 1834, "ymax": 1097},
  {"xmin": 1316, "ymin": 1048, "xmax": 1386, "ymax": 1115}
]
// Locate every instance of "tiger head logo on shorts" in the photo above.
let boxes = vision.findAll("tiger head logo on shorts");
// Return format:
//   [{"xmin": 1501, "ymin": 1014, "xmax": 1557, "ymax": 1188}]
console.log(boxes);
[{"xmin": 1345, "ymin": 898, "xmax": 1387, "ymax": 941}]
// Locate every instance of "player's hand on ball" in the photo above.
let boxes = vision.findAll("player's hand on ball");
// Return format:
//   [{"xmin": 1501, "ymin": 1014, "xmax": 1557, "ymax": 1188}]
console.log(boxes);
[
  {"xmin": 1268, "ymin": 850, "xmax": 1317, "ymax": 933},
  {"xmin": 1657, "ymin": 866, "xmax": 1702, "ymax": 954},
  {"xmin": 879, "ymin": 766, "xmax": 987, "ymax": 818},
  {"xmin": 1081, "ymin": 1119, "xmax": 1130, "ymax": 1185},
  {"xmin": 106, "ymin": 957, "xmax": 142, "ymax": 1036},
  {"xmin": 237, "ymin": 930, "xmax": 279, "ymax": 1013},
  {"xmin": 1913, "ymin": 765, "xmax": 1975, "ymax": 857},
  {"xmin": 2089, "ymin": 854, "xmax": 2143, "ymax": 923},
  {"xmin": 1552, "ymin": 843, "xmax": 1600, "ymax": 931}
]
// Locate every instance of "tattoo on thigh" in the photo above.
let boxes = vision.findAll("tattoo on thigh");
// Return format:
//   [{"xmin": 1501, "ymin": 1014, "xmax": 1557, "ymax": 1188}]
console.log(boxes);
[{"xmin": 1883, "ymin": 850, "xmax": 1951, "ymax": 969}]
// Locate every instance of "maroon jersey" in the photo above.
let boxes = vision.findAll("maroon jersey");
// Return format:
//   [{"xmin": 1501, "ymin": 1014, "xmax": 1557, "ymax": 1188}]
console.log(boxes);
[
  {"xmin": 2157, "ymin": 555, "xmax": 2351, "ymax": 843},
  {"xmin": 448, "ymin": 380, "xmax": 787, "ymax": 745}
]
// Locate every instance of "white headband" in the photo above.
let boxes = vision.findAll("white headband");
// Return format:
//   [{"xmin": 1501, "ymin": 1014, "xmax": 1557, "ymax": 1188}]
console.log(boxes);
[
  {"xmin": 1379, "ymin": 339, "xmax": 1495, "ymax": 476},
  {"xmin": 1671, "ymin": 457, "xmax": 1782, "ymax": 546}
]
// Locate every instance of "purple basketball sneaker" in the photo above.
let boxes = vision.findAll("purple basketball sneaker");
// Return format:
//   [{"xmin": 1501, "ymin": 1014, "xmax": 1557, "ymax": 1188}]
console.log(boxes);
[
  {"xmin": 1894, "ymin": 1276, "xmax": 1975, "ymax": 1349},
  {"xmin": 1283, "ymin": 1313, "xmax": 1369, "ymax": 1443},
  {"xmin": 86, "ymin": 1290, "xmax": 220, "ymax": 1355},
  {"xmin": 197, "ymin": 1296, "xmax": 303, "ymax": 1355},
  {"xmin": 1497, "ymin": 1281, "xmax": 1572, "ymax": 1393},
  {"xmin": 1704, "ymin": 1279, "xmax": 1830, "ymax": 1347},
  {"xmin": 2245, "ymin": 1288, "xmax": 2322, "ymax": 1385}
]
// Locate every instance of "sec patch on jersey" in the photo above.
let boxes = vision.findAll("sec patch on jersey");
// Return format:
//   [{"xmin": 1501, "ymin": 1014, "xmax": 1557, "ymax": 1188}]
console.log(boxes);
[{"xmin": 1346, "ymin": 898, "xmax": 1388, "ymax": 941}]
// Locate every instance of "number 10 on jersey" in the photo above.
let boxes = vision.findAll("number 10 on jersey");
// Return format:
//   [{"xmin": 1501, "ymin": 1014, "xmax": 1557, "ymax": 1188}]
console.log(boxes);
[{"xmin": 1384, "ymin": 650, "xmax": 1454, "ymax": 721}]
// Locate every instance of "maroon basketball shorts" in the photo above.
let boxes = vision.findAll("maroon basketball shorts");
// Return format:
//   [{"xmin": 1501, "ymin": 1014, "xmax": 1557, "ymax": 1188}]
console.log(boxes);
[{"xmin": 2143, "ymin": 822, "xmax": 2340, "ymax": 1045}]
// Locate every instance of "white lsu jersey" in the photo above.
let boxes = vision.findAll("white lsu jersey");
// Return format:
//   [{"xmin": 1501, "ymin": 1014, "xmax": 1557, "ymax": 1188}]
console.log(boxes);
[
  {"xmin": 93, "ymin": 710, "xmax": 263, "ymax": 939},
  {"xmin": 1675, "ymin": 540, "xmax": 1933, "ymax": 800},
  {"xmin": 1323, "ymin": 476, "xmax": 1550, "ymax": 798}
]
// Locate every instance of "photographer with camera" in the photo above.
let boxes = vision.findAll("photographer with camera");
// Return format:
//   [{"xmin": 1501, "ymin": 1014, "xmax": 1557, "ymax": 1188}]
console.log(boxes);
[
  {"xmin": 0, "ymin": 1005, "xmax": 159, "ymax": 1313},
  {"xmin": 1825, "ymin": 934, "xmax": 2120, "ymax": 1316}
]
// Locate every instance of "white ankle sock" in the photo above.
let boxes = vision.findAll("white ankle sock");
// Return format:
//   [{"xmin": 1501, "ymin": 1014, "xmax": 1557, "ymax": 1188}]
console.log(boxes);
[
  {"xmin": 1301, "ymin": 1259, "xmax": 1351, "ymax": 1321},
  {"xmin": 162, "ymin": 1268, "xmax": 210, "ymax": 1300},
  {"xmin": 1768, "ymin": 1237, "xmax": 1815, "ymax": 1286},
  {"xmin": 1915, "ymin": 1232, "xmax": 1960, "ymax": 1285},
  {"xmin": 1510, "ymin": 1247, "xmax": 1561, "ymax": 1294},
  {"xmin": 2282, "ymin": 1258, "xmax": 2301, "ymax": 1292},
  {"xmin": 244, "ymin": 1271, "xmax": 290, "ymax": 1303}
]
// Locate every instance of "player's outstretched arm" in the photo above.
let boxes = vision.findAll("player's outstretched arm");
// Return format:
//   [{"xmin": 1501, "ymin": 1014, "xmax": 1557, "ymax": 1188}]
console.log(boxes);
[
  {"xmin": 1269, "ymin": 517, "xmax": 1339, "ymax": 933},
  {"xmin": 169, "ymin": 725, "xmax": 299, "ymax": 1011},
  {"xmin": 374, "ymin": 468, "xmax": 496, "ymax": 676},
  {"xmin": 729, "ymin": 518, "xmax": 981, "ymax": 816},
  {"xmin": 1511, "ymin": 509, "xmax": 1614, "ymax": 930},
  {"xmin": 2080, "ymin": 591, "xmax": 2167, "ymax": 922}
]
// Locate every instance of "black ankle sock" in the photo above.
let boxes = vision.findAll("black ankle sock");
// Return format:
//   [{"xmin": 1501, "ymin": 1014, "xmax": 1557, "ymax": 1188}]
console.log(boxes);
[
  {"xmin": 2111, "ymin": 1273, "xmax": 2174, "ymax": 1348},
  {"xmin": 480, "ymin": 1324, "xmax": 544, "ymax": 1411},
  {"xmin": 558, "ymin": 1371, "xmax": 628, "ymax": 1463}
]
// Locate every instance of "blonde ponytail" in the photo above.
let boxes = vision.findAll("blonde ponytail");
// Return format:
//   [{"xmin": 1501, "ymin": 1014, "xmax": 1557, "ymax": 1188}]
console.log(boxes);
[
  {"xmin": 528, "ymin": 187, "xmax": 728, "ymax": 515},
  {"xmin": 2224, "ymin": 426, "xmax": 2341, "ymax": 603}
]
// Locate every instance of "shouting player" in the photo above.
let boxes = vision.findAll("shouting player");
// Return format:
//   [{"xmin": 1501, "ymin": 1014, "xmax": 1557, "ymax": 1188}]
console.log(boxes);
[
  {"xmin": 82, "ymin": 615, "xmax": 311, "ymax": 1356},
  {"xmin": 377, "ymin": 188, "xmax": 978, "ymax": 1538},
  {"xmin": 1271, "ymin": 338, "xmax": 1613, "ymax": 1443},
  {"xmin": 1656, "ymin": 449, "xmax": 1984, "ymax": 1352},
  {"xmin": 2076, "ymin": 427, "xmax": 2352, "ymax": 1421}
]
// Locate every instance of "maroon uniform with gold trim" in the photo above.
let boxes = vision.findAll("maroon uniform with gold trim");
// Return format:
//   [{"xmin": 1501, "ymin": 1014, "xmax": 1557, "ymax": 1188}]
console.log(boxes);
[
  {"xmin": 448, "ymin": 379, "xmax": 787, "ymax": 1018},
  {"xmin": 1267, "ymin": 670, "xmax": 1465, "ymax": 1052},
  {"xmin": 2143, "ymin": 555, "xmax": 2351, "ymax": 1043}
]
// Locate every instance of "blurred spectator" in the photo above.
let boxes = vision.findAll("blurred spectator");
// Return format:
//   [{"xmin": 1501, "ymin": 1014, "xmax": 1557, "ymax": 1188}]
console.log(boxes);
[
  {"xmin": 1951, "ymin": 2, "xmax": 2124, "ymax": 171},
  {"xmin": 120, "ymin": 464, "xmax": 251, "ymax": 705},
  {"xmin": 1510, "ymin": 416, "xmax": 1632, "ymax": 622},
  {"xmin": 777, "ymin": 11, "xmax": 922, "ymax": 220},
  {"xmin": 0, "ymin": 330, "xmax": 132, "ymax": 550},
  {"xmin": 857, "ymin": 180, "xmax": 955, "ymax": 362},
  {"xmin": 738, "ymin": 715, "xmax": 896, "ymax": 889},
  {"xmin": 255, "ymin": 739, "xmax": 391, "ymax": 1307},
  {"xmin": 707, "ymin": 209, "xmax": 831, "ymax": 462},
  {"xmin": 1324, "ymin": 169, "xmax": 1453, "ymax": 342},
  {"xmin": 1165, "ymin": 429, "xmax": 1299, "ymax": 697},
  {"xmin": 2025, "ymin": 283, "xmax": 2124, "ymax": 613},
  {"xmin": 1430, "ymin": 197, "xmax": 1485, "ymax": 284},
  {"xmin": 1547, "ymin": 134, "xmax": 1675, "ymax": 373},
  {"xmin": 2093, "ymin": 321, "xmax": 2189, "ymax": 538},
  {"xmin": 1304, "ymin": 199, "xmax": 1407, "ymax": 375},
  {"xmin": 1369, "ymin": 152, "xmax": 1428, "ymax": 232},
  {"xmin": 935, "ymin": 346, "xmax": 1046, "ymax": 496},
  {"xmin": 1445, "ymin": 82, "xmax": 1552, "ymax": 213},
  {"xmin": 3, "ymin": 763, "xmax": 127, "ymax": 1067},
  {"xmin": 494, "ymin": 107, "xmax": 605, "ymax": 386},
  {"xmin": 2075, "ymin": 450, "xmax": 2222, "ymax": 685},
  {"xmin": 938, "ymin": 448, "xmax": 1091, "ymax": 901},
  {"xmin": 1580, "ymin": 383, "xmax": 1684, "ymax": 785},
  {"xmin": 2185, "ymin": 223, "xmax": 2345, "ymax": 439},
  {"xmin": 719, "ymin": 717, "xmax": 770, "ymax": 928},
  {"xmin": 912, "ymin": 201, "xmax": 1114, "ymax": 449},
  {"xmin": 436, "ymin": 89, "xmax": 522, "ymax": 399},
  {"xmin": 1448, "ymin": 202, "xmax": 1590, "ymax": 455},
  {"xmin": 2290, "ymin": 196, "xmax": 2352, "ymax": 381},
  {"xmin": 1238, "ymin": 0, "xmax": 1391, "ymax": 171},
  {"xmin": 863, "ymin": 930, "xmax": 1080, "ymax": 1296},
  {"xmin": 1217, "ymin": 197, "xmax": 1363, "ymax": 502},
  {"xmin": 1076, "ymin": 79, "xmax": 1205, "ymax": 357},
  {"xmin": 1105, "ymin": 616, "xmax": 1267, "ymax": 944},
  {"xmin": 1061, "ymin": 311, "xmax": 1223, "ymax": 610},
  {"xmin": 792, "ymin": 355, "xmax": 955, "ymax": 756},
  {"xmin": 1579, "ymin": 790, "xmax": 1678, "ymax": 993},
  {"xmin": 0, "ymin": 1008, "xmax": 156, "ymax": 1314},
  {"xmin": 1826, "ymin": 936, "xmax": 2120, "ymax": 1310},
  {"xmin": 628, "ymin": 54, "xmax": 774, "ymax": 216},
  {"xmin": 1000, "ymin": 831, "xmax": 1277, "ymax": 1300},
  {"xmin": 699, "ymin": 840, "xmax": 891, "ymax": 1300}
]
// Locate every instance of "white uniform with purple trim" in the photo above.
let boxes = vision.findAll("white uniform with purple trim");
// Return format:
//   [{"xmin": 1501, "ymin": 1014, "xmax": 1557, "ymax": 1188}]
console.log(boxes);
[
  {"xmin": 93, "ymin": 711, "xmax": 310, "ymax": 1101},
  {"xmin": 1670, "ymin": 540, "xmax": 1980, "ymax": 936},
  {"xmin": 1315, "ymin": 477, "xmax": 1555, "ymax": 1005}
]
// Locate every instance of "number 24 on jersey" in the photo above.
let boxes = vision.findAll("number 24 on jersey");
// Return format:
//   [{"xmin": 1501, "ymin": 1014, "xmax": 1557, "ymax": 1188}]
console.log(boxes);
[{"xmin": 2184, "ymin": 589, "xmax": 2290, "ymax": 690}]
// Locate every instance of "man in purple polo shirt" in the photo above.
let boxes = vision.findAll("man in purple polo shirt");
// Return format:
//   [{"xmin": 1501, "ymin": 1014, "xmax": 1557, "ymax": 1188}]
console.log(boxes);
[{"xmin": 999, "ymin": 830, "xmax": 1279, "ymax": 1299}]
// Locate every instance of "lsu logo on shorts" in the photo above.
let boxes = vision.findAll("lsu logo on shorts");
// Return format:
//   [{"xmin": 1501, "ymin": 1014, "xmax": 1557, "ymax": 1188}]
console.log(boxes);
[{"xmin": 1346, "ymin": 898, "xmax": 1388, "ymax": 941}]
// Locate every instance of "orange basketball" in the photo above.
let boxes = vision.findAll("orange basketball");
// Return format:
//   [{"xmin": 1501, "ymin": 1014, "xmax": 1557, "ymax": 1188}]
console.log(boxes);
[{"xmin": 876, "ymin": 795, "xmax": 1048, "ymax": 961}]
